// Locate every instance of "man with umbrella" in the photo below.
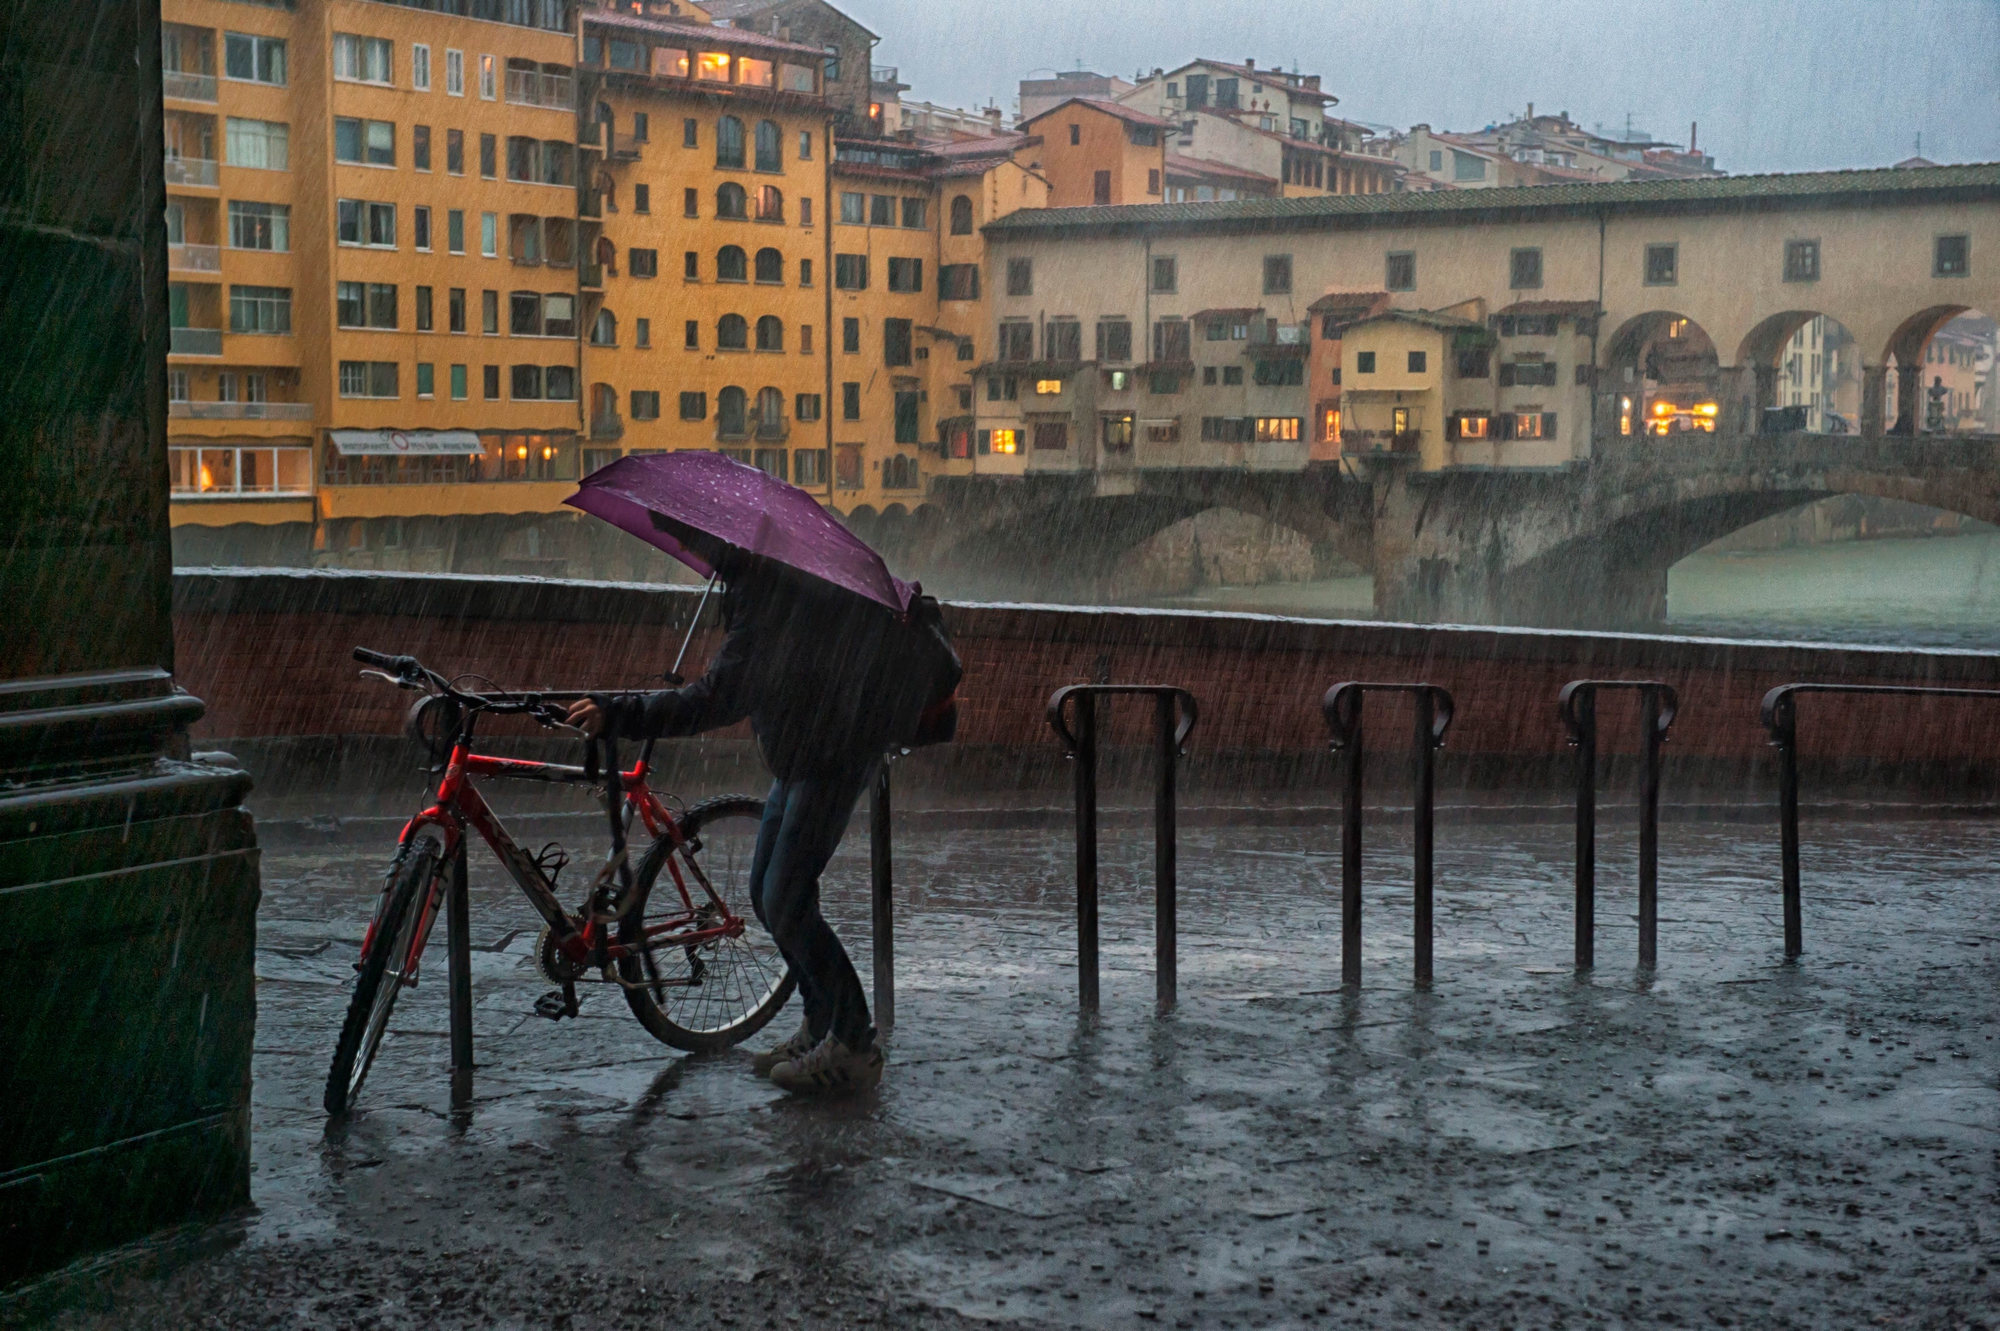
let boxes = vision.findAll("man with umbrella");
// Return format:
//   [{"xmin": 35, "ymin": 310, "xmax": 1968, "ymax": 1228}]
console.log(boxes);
[{"xmin": 564, "ymin": 453, "xmax": 959, "ymax": 1096}]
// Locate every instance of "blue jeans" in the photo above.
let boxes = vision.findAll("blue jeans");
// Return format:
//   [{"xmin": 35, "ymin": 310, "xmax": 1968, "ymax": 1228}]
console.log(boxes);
[{"xmin": 748, "ymin": 761, "xmax": 878, "ymax": 1051}]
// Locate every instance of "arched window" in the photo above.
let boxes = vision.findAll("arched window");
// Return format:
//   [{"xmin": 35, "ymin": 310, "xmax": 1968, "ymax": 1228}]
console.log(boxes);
[
  {"xmin": 590, "ymin": 383, "xmax": 618, "ymax": 430},
  {"xmin": 755, "ymin": 315, "xmax": 783, "ymax": 351},
  {"xmin": 716, "ymin": 115, "xmax": 744, "ymax": 168},
  {"xmin": 594, "ymin": 234, "xmax": 616, "ymax": 274},
  {"xmin": 754, "ymin": 247, "xmax": 783, "ymax": 284},
  {"xmin": 595, "ymin": 100, "xmax": 612, "ymax": 125},
  {"xmin": 754, "ymin": 185, "xmax": 783, "ymax": 221},
  {"xmin": 589, "ymin": 308, "xmax": 616, "ymax": 345},
  {"xmin": 716, "ymin": 182, "xmax": 747, "ymax": 219},
  {"xmin": 717, "ymin": 386, "xmax": 747, "ymax": 436},
  {"xmin": 717, "ymin": 313, "xmax": 748, "ymax": 349},
  {"xmin": 754, "ymin": 119, "xmax": 781, "ymax": 172},
  {"xmin": 716, "ymin": 245, "xmax": 747, "ymax": 281},
  {"xmin": 756, "ymin": 386, "xmax": 784, "ymax": 433},
  {"xmin": 950, "ymin": 195, "xmax": 973, "ymax": 235}
]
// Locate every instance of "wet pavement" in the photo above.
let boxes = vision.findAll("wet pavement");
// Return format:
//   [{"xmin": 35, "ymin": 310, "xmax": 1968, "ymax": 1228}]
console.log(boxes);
[{"xmin": 25, "ymin": 808, "xmax": 2000, "ymax": 1330}]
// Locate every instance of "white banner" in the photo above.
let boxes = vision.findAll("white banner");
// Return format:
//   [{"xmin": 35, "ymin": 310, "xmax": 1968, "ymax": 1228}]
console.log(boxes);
[{"xmin": 328, "ymin": 428, "xmax": 483, "ymax": 456}]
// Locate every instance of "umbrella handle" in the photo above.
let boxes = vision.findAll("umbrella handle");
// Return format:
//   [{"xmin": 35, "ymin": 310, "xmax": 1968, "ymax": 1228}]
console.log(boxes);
[{"xmin": 670, "ymin": 574, "xmax": 718, "ymax": 684}]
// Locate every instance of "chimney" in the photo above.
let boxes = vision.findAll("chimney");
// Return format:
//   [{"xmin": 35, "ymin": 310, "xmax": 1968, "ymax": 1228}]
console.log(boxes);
[
  {"xmin": 1526, "ymin": 101, "xmax": 1533, "ymax": 120},
  {"xmin": 1244, "ymin": 57, "xmax": 1254, "ymax": 70},
  {"xmin": 1689, "ymin": 121, "xmax": 1698, "ymax": 152}
]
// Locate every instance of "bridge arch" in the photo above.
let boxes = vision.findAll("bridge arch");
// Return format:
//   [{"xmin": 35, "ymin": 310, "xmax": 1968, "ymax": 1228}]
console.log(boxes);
[
  {"xmin": 1882, "ymin": 304, "xmax": 1998, "ymax": 435},
  {"xmin": 1734, "ymin": 310, "xmax": 1867, "ymax": 434},
  {"xmin": 1601, "ymin": 309, "xmax": 1723, "ymax": 438}
]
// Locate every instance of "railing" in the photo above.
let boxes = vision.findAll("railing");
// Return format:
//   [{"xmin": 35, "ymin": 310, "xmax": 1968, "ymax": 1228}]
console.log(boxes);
[
  {"xmin": 610, "ymin": 132, "xmax": 644, "ymax": 161},
  {"xmin": 1322, "ymin": 682, "xmax": 1455, "ymax": 987},
  {"xmin": 168, "ymin": 242, "xmax": 220, "ymax": 271},
  {"xmin": 589, "ymin": 413, "xmax": 623, "ymax": 442},
  {"xmin": 1761, "ymin": 683, "xmax": 2000, "ymax": 960},
  {"xmin": 578, "ymin": 121, "xmax": 604, "ymax": 149},
  {"xmin": 580, "ymin": 263, "xmax": 603, "ymax": 288},
  {"xmin": 753, "ymin": 418, "xmax": 789, "ymax": 443},
  {"xmin": 169, "ymin": 327, "xmax": 223, "ymax": 356},
  {"xmin": 1558, "ymin": 681, "xmax": 1678, "ymax": 970},
  {"xmin": 1047, "ymin": 684, "xmax": 1199, "ymax": 1014},
  {"xmin": 505, "ymin": 68, "xmax": 574, "ymax": 110},
  {"xmin": 170, "ymin": 400, "xmax": 312, "ymax": 421},
  {"xmin": 164, "ymin": 156, "xmax": 219, "ymax": 187},
  {"xmin": 163, "ymin": 70, "xmax": 217, "ymax": 101},
  {"xmin": 870, "ymin": 65, "xmax": 900, "ymax": 84}
]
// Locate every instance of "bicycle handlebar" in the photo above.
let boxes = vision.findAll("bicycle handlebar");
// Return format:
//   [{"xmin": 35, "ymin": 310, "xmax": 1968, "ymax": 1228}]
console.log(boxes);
[{"xmin": 352, "ymin": 646, "xmax": 576, "ymax": 728}]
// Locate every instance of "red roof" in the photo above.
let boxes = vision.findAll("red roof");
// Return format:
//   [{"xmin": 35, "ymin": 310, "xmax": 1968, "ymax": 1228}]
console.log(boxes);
[
  {"xmin": 1021, "ymin": 97, "xmax": 1170, "ymax": 131},
  {"xmin": 1163, "ymin": 152, "xmax": 1274, "ymax": 186},
  {"xmin": 582, "ymin": 10, "xmax": 827, "ymax": 58},
  {"xmin": 1306, "ymin": 290, "xmax": 1389, "ymax": 314}
]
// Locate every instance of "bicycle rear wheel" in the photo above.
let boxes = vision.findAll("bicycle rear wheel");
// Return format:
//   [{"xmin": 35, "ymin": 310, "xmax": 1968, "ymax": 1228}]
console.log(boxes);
[
  {"xmin": 617, "ymin": 795, "xmax": 794, "ymax": 1052},
  {"xmin": 324, "ymin": 832, "xmax": 444, "ymax": 1115}
]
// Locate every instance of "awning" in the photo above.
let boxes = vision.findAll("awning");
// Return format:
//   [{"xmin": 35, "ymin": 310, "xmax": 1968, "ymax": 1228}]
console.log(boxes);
[{"xmin": 328, "ymin": 428, "xmax": 484, "ymax": 456}]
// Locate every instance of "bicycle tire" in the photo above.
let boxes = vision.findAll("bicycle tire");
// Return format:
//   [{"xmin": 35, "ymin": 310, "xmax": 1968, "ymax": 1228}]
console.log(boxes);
[
  {"xmin": 324, "ymin": 833, "xmax": 444, "ymax": 1115},
  {"xmin": 617, "ymin": 795, "xmax": 794, "ymax": 1052}
]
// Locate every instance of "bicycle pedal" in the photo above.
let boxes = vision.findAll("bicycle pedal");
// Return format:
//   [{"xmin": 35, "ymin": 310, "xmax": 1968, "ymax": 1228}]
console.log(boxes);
[{"xmin": 532, "ymin": 983, "xmax": 579, "ymax": 1021}]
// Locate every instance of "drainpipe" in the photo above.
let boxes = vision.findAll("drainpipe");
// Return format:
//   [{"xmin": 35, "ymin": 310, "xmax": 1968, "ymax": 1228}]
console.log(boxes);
[{"xmin": 1591, "ymin": 208, "xmax": 1604, "ymax": 455}]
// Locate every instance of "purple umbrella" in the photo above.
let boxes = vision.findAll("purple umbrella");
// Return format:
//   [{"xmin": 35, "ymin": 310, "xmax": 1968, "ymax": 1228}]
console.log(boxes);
[{"xmin": 564, "ymin": 450, "xmax": 914, "ymax": 614}]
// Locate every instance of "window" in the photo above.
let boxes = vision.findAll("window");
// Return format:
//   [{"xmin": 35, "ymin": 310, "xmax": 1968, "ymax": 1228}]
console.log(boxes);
[
  {"xmin": 1263, "ymin": 254, "xmax": 1292, "ymax": 294},
  {"xmin": 1152, "ymin": 318, "xmax": 1191, "ymax": 363},
  {"xmin": 1407, "ymin": 350, "xmax": 1427, "ymax": 374},
  {"xmin": 1045, "ymin": 319, "xmax": 1081, "ymax": 362},
  {"xmin": 545, "ymin": 366, "xmax": 578, "ymax": 401},
  {"xmin": 635, "ymin": 318, "xmax": 650, "ymax": 348},
  {"xmin": 840, "ymin": 192, "xmax": 865, "ymax": 224},
  {"xmin": 680, "ymin": 392, "xmax": 707, "ymax": 420},
  {"xmin": 1783, "ymin": 238, "xmax": 1820, "ymax": 282},
  {"xmin": 630, "ymin": 248, "xmax": 658, "ymax": 278},
  {"xmin": 717, "ymin": 387, "xmax": 747, "ymax": 435},
  {"xmin": 800, "ymin": 197, "xmax": 813, "ymax": 226},
  {"xmin": 1145, "ymin": 419, "xmax": 1181, "ymax": 444},
  {"xmin": 1498, "ymin": 360, "xmax": 1559, "ymax": 387},
  {"xmin": 225, "ymin": 117, "xmax": 288, "ymax": 170},
  {"xmin": 685, "ymin": 320, "xmax": 699, "ymax": 349},
  {"xmin": 870, "ymin": 195, "xmax": 895, "ymax": 226},
  {"xmin": 950, "ymin": 195, "xmax": 973, "ymax": 235},
  {"xmin": 999, "ymin": 322, "xmax": 1034, "ymax": 361},
  {"xmin": 590, "ymin": 309, "xmax": 616, "ymax": 346},
  {"xmin": 796, "ymin": 394, "xmax": 822, "ymax": 422},
  {"xmin": 1509, "ymin": 247, "xmax": 1543, "ymax": 290},
  {"xmin": 335, "ymin": 199, "xmax": 396, "ymax": 247},
  {"xmin": 481, "ymin": 289, "xmax": 498, "ymax": 334},
  {"xmin": 446, "ymin": 129, "xmax": 464, "ymax": 174},
  {"xmin": 754, "ymin": 185, "xmax": 783, "ymax": 222},
  {"xmin": 413, "ymin": 125, "xmax": 432, "ymax": 172},
  {"xmin": 479, "ymin": 53, "xmax": 496, "ymax": 100},
  {"xmin": 445, "ymin": 48, "xmax": 464, "ymax": 96},
  {"xmin": 1093, "ymin": 171, "xmax": 1111, "ymax": 205},
  {"xmin": 683, "ymin": 117, "xmax": 698, "ymax": 148},
  {"xmin": 1102, "ymin": 413, "xmax": 1134, "ymax": 452},
  {"xmin": 842, "ymin": 382, "xmax": 861, "ymax": 419},
  {"xmin": 1006, "ymin": 257, "xmax": 1032, "ymax": 296},
  {"xmin": 717, "ymin": 245, "xmax": 747, "ymax": 282},
  {"xmin": 609, "ymin": 39, "xmax": 643, "ymax": 72},
  {"xmin": 416, "ymin": 362, "xmax": 434, "ymax": 397},
  {"xmin": 510, "ymin": 365, "xmax": 542, "ymax": 399},
  {"xmin": 1644, "ymin": 243, "xmax": 1678, "ymax": 286},
  {"xmin": 1935, "ymin": 234, "xmax": 1970, "ymax": 278},
  {"xmin": 414, "ymin": 205, "xmax": 431, "ymax": 250},
  {"xmin": 1513, "ymin": 411, "xmax": 1557, "ymax": 439},
  {"xmin": 940, "ymin": 264, "xmax": 979, "ymax": 300},
  {"xmin": 449, "ymin": 287, "xmax": 466, "ymax": 333},
  {"xmin": 447, "ymin": 209, "xmax": 465, "ymax": 253},
  {"xmin": 842, "ymin": 317, "xmax": 860, "ymax": 354},
  {"xmin": 481, "ymin": 212, "xmax": 498, "ymax": 257},
  {"xmin": 1455, "ymin": 346, "xmax": 1490, "ymax": 378},
  {"xmin": 1035, "ymin": 378, "xmax": 1063, "ymax": 396},
  {"xmin": 716, "ymin": 183, "xmax": 748, "ymax": 219},
  {"xmin": 228, "ymin": 284, "xmax": 290, "ymax": 334},
  {"xmin": 835, "ymin": 254, "xmax": 869, "ymax": 290},
  {"xmin": 480, "ymin": 133, "xmax": 496, "ymax": 178},
  {"xmin": 684, "ymin": 188, "xmax": 699, "ymax": 217},
  {"xmin": 411, "ymin": 43, "xmax": 430, "ymax": 91},
  {"xmin": 635, "ymin": 184, "xmax": 650, "ymax": 214},
  {"xmin": 717, "ymin": 115, "xmax": 745, "ymax": 168},
  {"xmin": 334, "ymin": 34, "xmax": 393, "ymax": 85},
  {"xmin": 884, "ymin": 318, "xmax": 913, "ymax": 366},
  {"xmin": 1253, "ymin": 358, "xmax": 1304, "ymax": 386},
  {"xmin": 543, "ymin": 293, "xmax": 574, "ymax": 339},
  {"xmin": 631, "ymin": 390, "xmax": 660, "ymax": 420},
  {"xmin": 632, "ymin": 113, "xmax": 650, "ymax": 142},
  {"xmin": 888, "ymin": 257, "xmax": 923, "ymax": 293},
  {"xmin": 754, "ymin": 119, "xmax": 781, "ymax": 171},
  {"xmin": 1446, "ymin": 413, "xmax": 1489, "ymax": 441},
  {"xmin": 1254, "ymin": 417, "xmax": 1301, "ymax": 443},
  {"xmin": 336, "ymin": 280, "xmax": 397, "ymax": 329},
  {"xmin": 338, "ymin": 360, "xmax": 399, "ymax": 398},
  {"xmin": 334, "ymin": 117, "xmax": 395, "ymax": 166},
  {"xmin": 718, "ymin": 313, "xmax": 748, "ymax": 349},
  {"xmin": 754, "ymin": 247, "xmax": 783, "ymax": 284},
  {"xmin": 894, "ymin": 391, "xmax": 919, "ymax": 443},
  {"xmin": 684, "ymin": 250, "xmax": 700, "ymax": 281},
  {"xmin": 1386, "ymin": 251, "xmax": 1416, "ymax": 291},
  {"xmin": 228, "ymin": 201, "xmax": 288, "ymax": 251},
  {"xmin": 1354, "ymin": 350, "xmax": 1376, "ymax": 373},
  {"xmin": 1221, "ymin": 366, "xmax": 1243, "ymax": 385},
  {"xmin": 450, "ymin": 364, "xmax": 467, "ymax": 399},
  {"xmin": 415, "ymin": 285, "xmax": 433, "ymax": 330},
  {"xmin": 1147, "ymin": 168, "xmax": 1160, "ymax": 195},
  {"xmin": 225, "ymin": 32, "xmax": 286, "ymax": 85},
  {"xmin": 755, "ymin": 315, "xmax": 783, "ymax": 351},
  {"xmin": 799, "ymin": 130, "xmax": 814, "ymax": 160},
  {"xmin": 902, "ymin": 198, "xmax": 927, "ymax": 229},
  {"xmin": 1200, "ymin": 417, "xmax": 1250, "ymax": 443},
  {"xmin": 1151, "ymin": 255, "xmax": 1177, "ymax": 293},
  {"xmin": 482, "ymin": 364, "xmax": 499, "ymax": 399},
  {"xmin": 1032, "ymin": 422, "xmax": 1068, "ymax": 451}
]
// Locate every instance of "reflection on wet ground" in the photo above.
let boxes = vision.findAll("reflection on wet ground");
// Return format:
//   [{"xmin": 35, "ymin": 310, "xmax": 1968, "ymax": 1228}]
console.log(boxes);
[{"xmin": 41, "ymin": 817, "xmax": 2000, "ymax": 1328}]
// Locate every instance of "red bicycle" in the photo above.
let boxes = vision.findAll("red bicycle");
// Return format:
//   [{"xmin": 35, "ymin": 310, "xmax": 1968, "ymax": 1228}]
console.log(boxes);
[{"xmin": 323, "ymin": 648, "xmax": 791, "ymax": 1116}]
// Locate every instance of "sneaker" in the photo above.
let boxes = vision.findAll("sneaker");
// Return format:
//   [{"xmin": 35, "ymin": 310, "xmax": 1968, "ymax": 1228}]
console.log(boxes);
[
  {"xmin": 769, "ymin": 1034, "xmax": 884, "ymax": 1096},
  {"xmin": 750, "ymin": 1020, "xmax": 816, "ymax": 1078}
]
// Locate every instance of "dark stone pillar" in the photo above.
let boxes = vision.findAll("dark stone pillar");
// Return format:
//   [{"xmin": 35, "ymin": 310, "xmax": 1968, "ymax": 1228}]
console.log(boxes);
[
  {"xmin": 1860, "ymin": 365, "xmax": 1888, "ymax": 441},
  {"xmin": 0, "ymin": 0, "xmax": 257, "ymax": 1287},
  {"xmin": 1892, "ymin": 363, "xmax": 1922, "ymax": 436}
]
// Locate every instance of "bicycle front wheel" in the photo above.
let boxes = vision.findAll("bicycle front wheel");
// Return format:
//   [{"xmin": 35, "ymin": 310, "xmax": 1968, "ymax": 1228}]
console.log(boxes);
[
  {"xmin": 617, "ymin": 796, "xmax": 794, "ymax": 1052},
  {"xmin": 324, "ymin": 831, "xmax": 444, "ymax": 1115}
]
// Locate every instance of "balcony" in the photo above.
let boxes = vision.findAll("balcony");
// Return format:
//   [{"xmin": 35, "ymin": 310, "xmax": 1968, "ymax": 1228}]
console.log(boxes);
[
  {"xmin": 506, "ymin": 68, "xmax": 574, "ymax": 110},
  {"xmin": 168, "ymin": 242, "xmax": 221, "ymax": 272},
  {"xmin": 164, "ymin": 156, "xmax": 218, "ymax": 188},
  {"xmin": 170, "ymin": 327, "xmax": 223, "ymax": 356},
  {"xmin": 170, "ymin": 400, "xmax": 313, "ymax": 421},
  {"xmin": 589, "ymin": 412, "xmax": 624, "ymax": 442},
  {"xmin": 610, "ymin": 132, "xmax": 644, "ymax": 162},
  {"xmin": 754, "ymin": 418, "xmax": 790, "ymax": 443},
  {"xmin": 580, "ymin": 263, "xmax": 603, "ymax": 289},
  {"xmin": 579, "ymin": 121, "xmax": 603, "ymax": 149},
  {"xmin": 164, "ymin": 70, "xmax": 217, "ymax": 102}
]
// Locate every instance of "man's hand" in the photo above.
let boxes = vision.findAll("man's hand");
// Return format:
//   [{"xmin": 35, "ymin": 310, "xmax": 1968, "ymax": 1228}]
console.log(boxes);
[{"xmin": 566, "ymin": 697, "xmax": 606, "ymax": 737}]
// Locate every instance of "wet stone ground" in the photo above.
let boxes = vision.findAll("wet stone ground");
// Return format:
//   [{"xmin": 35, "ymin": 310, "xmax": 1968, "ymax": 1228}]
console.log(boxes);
[{"xmin": 32, "ymin": 812, "xmax": 2000, "ymax": 1330}]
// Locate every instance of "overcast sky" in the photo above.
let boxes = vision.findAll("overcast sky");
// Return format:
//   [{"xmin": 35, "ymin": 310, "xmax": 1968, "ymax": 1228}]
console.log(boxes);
[{"xmin": 859, "ymin": 0, "xmax": 2000, "ymax": 175}]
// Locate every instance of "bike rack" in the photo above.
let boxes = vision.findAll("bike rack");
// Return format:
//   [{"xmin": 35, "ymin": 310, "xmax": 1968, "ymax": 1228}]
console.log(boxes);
[
  {"xmin": 1321, "ymin": 682, "xmax": 1456, "ymax": 988},
  {"xmin": 1761, "ymin": 682, "xmax": 2000, "ymax": 959},
  {"xmin": 1046, "ymin": 685, "xmax": 1199, "ymax": 1015},
  {"xmin": 446, "ymin": 840, "xmax": 474, "ymax": 1106},
  {"xmin": 1557, "ymin": 681, "xmax": 1679, "ymax": 971},
  {"xmin": 870, "ymin": 762, "xmax": 895, "ymax": 1029}
]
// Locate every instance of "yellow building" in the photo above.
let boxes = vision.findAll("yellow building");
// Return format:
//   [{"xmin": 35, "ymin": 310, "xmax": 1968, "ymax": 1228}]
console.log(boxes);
[
  {"xmin": 165, "ymin": 0, "xmax": 586, "ymax": 572},
  {"xmin": 577, "ymin": 5, "xmax": 833, "ymax": 523}
]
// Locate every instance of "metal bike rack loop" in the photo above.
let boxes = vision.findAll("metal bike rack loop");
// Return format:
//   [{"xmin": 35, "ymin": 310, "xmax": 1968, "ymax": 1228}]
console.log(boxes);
[
  {"xmin": 1321, "ymin": 682, "xmax": 1456, "ymax": 988},
  {"xmin": 1557, "ymin": 680, "xmax": 1679, "ymax": 971},
  {"xmin": 1046, "ymin": 685, "xmax": 1199, "ymax": 1015},
  {"xmin": 869, "ymin": 762, "xmax": 895, "ymax": 1029},
  {"xmin": 1761, "ymin": 682, "xmax": 2000, "ymax": 960},
  {"xmin": 446, "ymin": 840, "xmax": 474, "ymax": 1105}
]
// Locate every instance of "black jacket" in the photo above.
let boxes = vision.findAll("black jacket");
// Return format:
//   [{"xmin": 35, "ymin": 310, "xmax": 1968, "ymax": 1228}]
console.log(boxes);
[{"xmin": 603, "ymin": 566, "xmax": 960, "ymax": 779}]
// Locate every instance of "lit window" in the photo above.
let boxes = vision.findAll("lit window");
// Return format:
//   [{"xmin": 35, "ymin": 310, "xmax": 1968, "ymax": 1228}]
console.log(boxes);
[
  {"xmin": 989, "ymin": 428, "xmax": 1017, "ymax": 454},
  {"xmin": 1035, "ymin": 379, "xmax": 1062, "ymax": 395},
  {"xmin": 696, "ymin": 51, "xmax": 730, "ymax": 82}
]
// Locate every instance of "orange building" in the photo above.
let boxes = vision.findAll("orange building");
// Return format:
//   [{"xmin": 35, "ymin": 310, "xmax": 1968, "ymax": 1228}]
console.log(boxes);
[{"xmin": 1017, "ymin": 98, "xmax": 1166, "ymax": 207}]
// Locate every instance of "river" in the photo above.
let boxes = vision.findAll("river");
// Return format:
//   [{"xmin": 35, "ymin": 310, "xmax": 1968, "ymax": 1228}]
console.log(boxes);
[{"xmin": 1141, "ymin": 530, "xmax": 2000, "ymax": 650}]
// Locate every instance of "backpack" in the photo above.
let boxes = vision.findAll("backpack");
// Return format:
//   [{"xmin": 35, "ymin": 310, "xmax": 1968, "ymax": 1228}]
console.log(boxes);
[{"xmin": 898, "ymin": 588, "xmax": 963, "ymax": 749}]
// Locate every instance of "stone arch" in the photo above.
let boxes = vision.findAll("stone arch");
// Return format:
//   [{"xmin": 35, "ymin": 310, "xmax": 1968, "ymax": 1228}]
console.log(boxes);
[
  {"xmin": 1735, "ymin": 310, "xmax": 1868, "ymax": 434},
  {"xmin": 1600, "ymin": 309, "xmax": 1724, "ymax": 437},
  {"xmin": 1882, "ymin": 304, "xmax": 1997, "ymax": 435}
]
